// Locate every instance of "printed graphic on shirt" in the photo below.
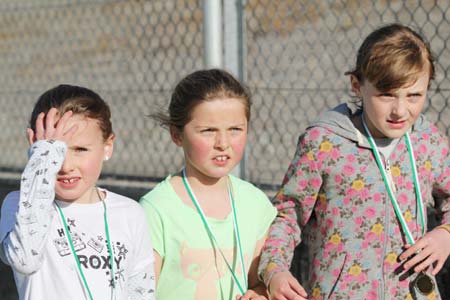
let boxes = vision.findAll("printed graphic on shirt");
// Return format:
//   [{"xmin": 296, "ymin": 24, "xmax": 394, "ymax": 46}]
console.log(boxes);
[
  {"xmin": 179, "ymin": 242, "xmax": 248, "ymax": 300},
  {"xmin": 53, "ymin": 219, "xmax": 127, "ymax": 287}
]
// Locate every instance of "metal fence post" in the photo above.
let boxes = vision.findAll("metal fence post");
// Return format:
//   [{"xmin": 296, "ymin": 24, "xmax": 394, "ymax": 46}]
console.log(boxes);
[
  {"xmin": 203, "ymin": 0, "xmax": 222, "ymax": 68},
  {"xmin": 224, "ymin": 0, "xmax": 247, "ymax": 179}
]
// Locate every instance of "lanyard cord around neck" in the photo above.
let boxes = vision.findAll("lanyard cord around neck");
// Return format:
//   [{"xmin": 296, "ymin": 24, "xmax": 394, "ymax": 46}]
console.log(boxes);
[
  {"xmin": 55, "ymin": 189, "xmax": 116, "ymax": 300},
  {"xmin": 362, "ymin": 115, "xmax": 425, "ymax": 245},
  {"xmin": 181, "ymin": 169, "xmax": 247, "ymax": 295}
]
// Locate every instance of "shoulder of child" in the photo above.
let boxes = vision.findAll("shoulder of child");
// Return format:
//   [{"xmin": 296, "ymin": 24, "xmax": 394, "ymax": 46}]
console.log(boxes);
[
  {"xmin": 1, "ymin": 191, "xmax": 20, "ymax": 210},
  {"xmin": 229, "ymin": 175, "xmax": 268, "ymax": 200}
]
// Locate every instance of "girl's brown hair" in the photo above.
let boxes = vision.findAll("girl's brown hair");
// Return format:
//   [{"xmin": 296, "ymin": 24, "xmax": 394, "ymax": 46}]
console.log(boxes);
[
  {"xmin": 346, "ymin": 23, "xmax": 435, "ymax": 91},
  {"xmin": 29, "ymin": 84, "xmax": 113, "ymax": 141},
  {"xmin": 153, "ymin": 69, "xmax": 251, "ymax": 132}
]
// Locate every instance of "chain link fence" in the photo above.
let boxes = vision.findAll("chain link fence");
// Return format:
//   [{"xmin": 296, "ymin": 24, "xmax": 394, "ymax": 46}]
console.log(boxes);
[{"xmin": 0, "ymin": 0, "xmax": 449, "ymax": 299}]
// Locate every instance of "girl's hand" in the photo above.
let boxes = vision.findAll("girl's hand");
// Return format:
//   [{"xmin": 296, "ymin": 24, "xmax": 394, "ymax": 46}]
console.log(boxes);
[
  {"xmin": 268, "ymin": 272, "xmax": 308, "ymax": 300},
  {"xmin": 236, "ymin": 289, "xmax": 267, "ymax": 300},
  {"xmin": 400, "ymin": 227, "xmax": 450, "ymax": 275},
  {"xmin": 27, "ymin": 108, "xmax": 77, "ymax": 145}
]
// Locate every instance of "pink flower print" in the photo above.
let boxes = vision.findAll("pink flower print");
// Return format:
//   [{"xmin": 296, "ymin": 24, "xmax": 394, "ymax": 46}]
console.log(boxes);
[
  {"xmin": 357, "ymin": 272, "xmax": 367, "ymax": 284},
  {"xmin": 325, "ymin": 217, "xmax": 334, "ymax": 228},
  {"xmin": 373, "ymin": 193, "xmax": 381, "ymax": 202},
  {"xmin": 312, "ymin": 258, "xmax": 320, "ymax": 268},
  {"xmin": 351, "ymin": 206, "xmax": 357, "ymax": 213},
  {"xmin": 359, "ymin": 187, "xmax": 370, "ymax": 200},
  {"xmin": 418, "ymin": 144, "xmax": 427, "ymax": 155},
  {"xmin": 398, "ymin": 278, "xmax": 409, "ymax": 289},
  {"xmin": 422, "ymin": 132, "xmax": 429, "ymax": 140},
  {"xmin": 331, "ymin": 207, "xmax": 339, "ymax": 217},
  {"xmin": 365, "ymin": 290, "xmax": 378, "ymax": 300},
  {"xmin": 397, "ymin": 143, "xmax": 405, "ymax": 151},
  {"xmin": 343, "ymin": 197, "xmax": 351, "ymax": 206},
  {"xmin": 310, "ymin": 177, "xmax": 322, "ymax": 189},
  {"xmin": 343, "ymin": 164, "xmax": 355, "ymax": 176},
  {"xmin": 297, "ymin": 180, "xmax": 308, "ymax": 191},
  {"xmin": 360, "ymin": 165, "xmax": 367, "ymax": 173},
  {"xmin": 332, "ymin": 268, "xmax": 341, "ymax": 277},
  {"xmin": 345, "ymin": 187, "xmax": 358, "ymax": 198},
  {"xmin": 317, "ymin": 150, "xmax": 328, "ymax": 162},
  {"xmin": 442, "ymin": 147, "xmax": 448, "ymax": 156},
  {"xmin": 304, "ymin": 195, "xmax": 316, "ymax": 206},
  {"xmin": 364, "ymin": 207, "xmax": 376, "ymax": 218},
  {"xmin": 334, "ymin": 174, "xmax": 342, "ymax": 184},
  {"xmin": 355, "ymin": 216, "xmax": 363, "ymax": 226},
  {"xmin": 310, "ymin": 128, "xmax": 320, "ymax": 139},
  {"xmin": 296, "ymin": 169, "xmax": 304, "ymax": 177},
  {"xmin": 365, "ymin": 231, "xmax": 376, "ymax": 242},
  {"xmin": 346, "ymin": 154, "xmax": 356, "ymax": 163},
  {"xmin": 404, "ymin": 180, "xmax": 413, "ymax": 191},
  {"xmin": 371, "ymin": 280, "xmax": 379, "ymax": 289},
  {"xmin": 431, "ymin": 126, "xmax": 438, "ymax": 133},
  {"xmin": 331, "ymin": 148, "xmax": 340, "ymax": 160},
  {"xmin": 390, "ymin": 287, "xmax": 398, "ymax": 297},
  {"xmin": 362, "ymin": 240, "xmax": 369, "ymax": 249},
  {"xmin": 397, "ymin": 193, "xmax": 408, "ymax": 205}
]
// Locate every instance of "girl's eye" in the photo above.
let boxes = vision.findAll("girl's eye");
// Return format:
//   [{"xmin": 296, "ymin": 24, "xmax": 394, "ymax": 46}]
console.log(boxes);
[
  {"xmin": 200, "ymin": 128, "xmax": 215, "ymax": 134},
  {"xmin": 74, "ymin": 147, "xmax": 88, "ymax": 152},
  {"xmin": 379, "ymin": 93, "xmax": 393, "ymax": 98},
  {"xmin": 230, "ymin": 127, "xmax": 243, "ymax": 132}
]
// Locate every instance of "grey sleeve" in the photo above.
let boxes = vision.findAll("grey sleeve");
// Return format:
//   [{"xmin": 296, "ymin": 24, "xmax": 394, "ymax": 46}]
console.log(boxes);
[{"xmin": 0, "ymin": 140, "xmax": 66, "ymax": 274}]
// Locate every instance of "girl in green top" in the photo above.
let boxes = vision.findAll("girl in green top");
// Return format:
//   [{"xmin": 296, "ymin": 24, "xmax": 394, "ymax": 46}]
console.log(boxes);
[{"xmin": 140, "ymin": 69, "xmax": 276, "ymax": 300}]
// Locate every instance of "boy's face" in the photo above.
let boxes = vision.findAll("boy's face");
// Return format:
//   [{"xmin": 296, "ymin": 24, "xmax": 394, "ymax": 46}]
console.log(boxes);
[
  {"xmin": 351, "ymin": 72, "xmax": 429, "ymax": 139},
  {"xmin": 55, "ymin": 114, "xmax": 113, "ymax": 203}
]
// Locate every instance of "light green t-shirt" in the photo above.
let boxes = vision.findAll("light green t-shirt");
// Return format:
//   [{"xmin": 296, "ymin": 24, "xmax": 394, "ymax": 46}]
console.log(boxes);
[{"xmin": 140, "ymin": 174, "xmax": 276, "ymax": 300}]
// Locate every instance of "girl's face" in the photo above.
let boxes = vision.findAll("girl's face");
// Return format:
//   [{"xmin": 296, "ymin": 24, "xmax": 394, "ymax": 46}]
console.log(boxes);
[
  {"xmin": 172, "ymin": 97, "xmax": 248, "ymax": 183},
  {"xmin": 351, "ymin": 72, "xmax": 429, "ymax": 139},
  {"xmin": 55, "ymin": 114, "xmax": 114, "ymax": 203}
]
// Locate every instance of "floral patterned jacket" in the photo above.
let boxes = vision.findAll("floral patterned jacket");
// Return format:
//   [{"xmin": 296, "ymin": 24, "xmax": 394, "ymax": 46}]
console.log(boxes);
[{"xmin": 258, "ymin": 104, "xmax": 450, "ymax": 300}]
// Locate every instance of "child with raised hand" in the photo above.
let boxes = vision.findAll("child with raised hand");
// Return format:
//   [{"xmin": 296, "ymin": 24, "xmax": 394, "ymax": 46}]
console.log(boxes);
[
  {"xmin": 0, "ymin": 84, "xmax": 155, "ymax": 300},
  {"xmin": 258, "ymin": 23, "xmax": 450, "ymax": 300},
  {"xmin": 139, "ymin": 69, "xmax": 276, "ymax": 300}
]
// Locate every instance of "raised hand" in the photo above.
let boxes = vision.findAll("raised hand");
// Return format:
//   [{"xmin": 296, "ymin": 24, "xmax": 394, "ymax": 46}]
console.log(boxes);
[{"xmin": 27, "ymin": 108, "xmax": 78, "ymax": 145}]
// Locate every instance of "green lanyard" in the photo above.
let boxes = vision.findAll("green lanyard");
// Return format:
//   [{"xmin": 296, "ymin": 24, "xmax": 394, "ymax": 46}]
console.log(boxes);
[
  {"xmin": 181, "ymin": 169, "xmax": 247, "ymax": 295},
  {"xmin": 55, "ymin": 190, "xmax": 116, "ymax": 300},
  {"xmin": 362, "ymin": 115, "xmax": 425, "ymax": 245}
]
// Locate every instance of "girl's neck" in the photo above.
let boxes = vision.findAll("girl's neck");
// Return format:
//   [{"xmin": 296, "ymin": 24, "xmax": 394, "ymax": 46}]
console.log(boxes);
[
  {"xmin": 57, "ymin": 187, "xmax": 102, "ymax": 204},
  {"xmin": 172, "ymin": 169, "xmax": 231, "ymax": 219}
]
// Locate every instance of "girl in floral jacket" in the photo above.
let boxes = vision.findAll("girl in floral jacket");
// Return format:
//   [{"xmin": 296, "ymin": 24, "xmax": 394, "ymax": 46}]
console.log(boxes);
[{"xmin": 258, "ymin": 23, "xmax": 450, "ymax": 300}]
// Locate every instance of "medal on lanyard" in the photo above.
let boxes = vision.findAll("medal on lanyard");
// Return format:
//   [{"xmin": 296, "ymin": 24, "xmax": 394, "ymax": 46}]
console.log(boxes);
[
  {"xmin": 182, "ymin": 169, "xmax": 247, "ymax": 295},
  {"xmin": 55, "ymin": 188, "xmax": 116, "ymax": 300},
  {"xmin": 362, "ymin": 115, "xmax": 434, "ymax": 296}
]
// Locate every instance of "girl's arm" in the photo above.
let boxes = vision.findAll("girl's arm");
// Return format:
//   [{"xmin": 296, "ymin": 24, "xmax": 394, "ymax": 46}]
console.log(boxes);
[
  {"xmin": 0, "ymin": 109, "xmax": 74, "ymax": 274},
  {"xmin": 258, "ymin": 131, "xmax": 322, "ymax": 299},
  {"xmin": 0, "ymin": 139, "xmax": 67, "ymax": 274}
]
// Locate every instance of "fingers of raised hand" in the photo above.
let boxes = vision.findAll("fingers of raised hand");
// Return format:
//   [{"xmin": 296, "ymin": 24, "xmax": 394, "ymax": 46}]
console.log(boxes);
[{"xmin": 34, "ymin": 109, "xmax": 76, "ymax": 142}]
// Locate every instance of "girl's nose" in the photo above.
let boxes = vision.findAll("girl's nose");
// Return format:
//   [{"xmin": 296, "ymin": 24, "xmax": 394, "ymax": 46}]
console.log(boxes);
[
  {"xmin": 391, "ymin": 98, "xmax": 407, "ymax": 117},
  {"xmin": 59, "ymin": 155, "xmax": 74, "ymax": 173},
  {"xmin": 214, "ymin": 132, "xmax": 229, "ymax": 150}
]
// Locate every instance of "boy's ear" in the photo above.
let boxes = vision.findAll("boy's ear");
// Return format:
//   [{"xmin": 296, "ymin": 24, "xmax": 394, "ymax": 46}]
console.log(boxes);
[
  {"xmin": 170, "ymin": 126, "xmax": 183, "ymax": 146},
  {"xmin": 350, "ymin": 75, "xmax": 362, "ymax": 97},
  {"xmin": 104, "ymin": 134, "xmax": 115, "ymax": 159}
]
